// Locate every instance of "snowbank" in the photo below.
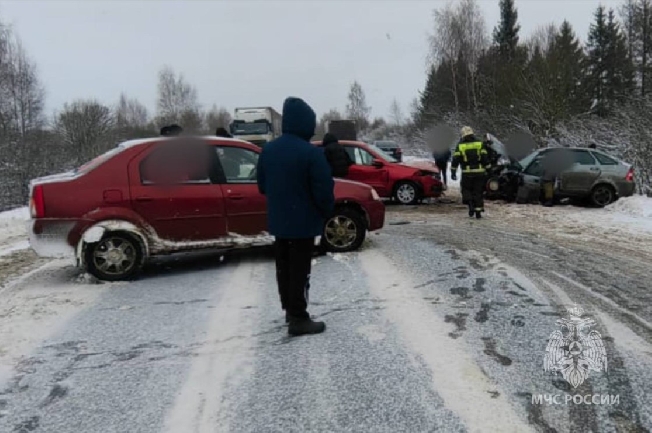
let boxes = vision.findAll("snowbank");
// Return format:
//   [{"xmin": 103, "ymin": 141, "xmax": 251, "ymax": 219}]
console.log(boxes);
[
  {"xmin": 605, "ymin": 195, "xmax": 652, "ymax": 219},
  {"xmin": 0, "ymin": 206, "xmax": 29, "ymax": 256},
  {"xmin": 0, "ymin": 206, "xmax": 28, "ymax": 221}
]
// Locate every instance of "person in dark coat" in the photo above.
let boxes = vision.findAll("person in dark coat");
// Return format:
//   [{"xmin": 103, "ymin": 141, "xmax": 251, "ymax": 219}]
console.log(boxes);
[
  {"xmin": 432, "ymin": 148, "xmax": 452, "ymax": 186},
  {"xmin": 321, "ymin": 133, "xmax": 353, "ymax": 178},
  {"xmin": 168, "ymin": 124, "xmax": 183, "ymax": 136},
  {"xmin": 256, "ymin": 97, "xmax": 334, "ymax": 336},
  {"xmin": 160, "ymin": 124, "xmax": 183, "ymax": 136},
  {"xmin": 215, "ymin": 127, "xmax": 232, "ymax": 138}
]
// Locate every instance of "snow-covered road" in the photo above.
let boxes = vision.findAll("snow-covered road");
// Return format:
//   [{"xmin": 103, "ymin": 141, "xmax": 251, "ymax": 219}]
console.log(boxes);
[{"xmin": 2, "ymin": 199, "xmax": 652, "ymax": 432}]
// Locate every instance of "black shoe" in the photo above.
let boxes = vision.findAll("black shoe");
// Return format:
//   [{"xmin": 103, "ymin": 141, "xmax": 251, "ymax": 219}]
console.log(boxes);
[
  {"xmin": 475, "ymin": 211, "xmax": 482, "ymax": 219},
  {"xmin": 543, "ymin": 201, "xmax": 554, "ymax": 207},
  {"xmin": 468, "ymin": 208, "xmax": 474, "ymax": 217},
  {"xmin": 288, "ymin": 317, "xmax": 326, "ymax": 336}
]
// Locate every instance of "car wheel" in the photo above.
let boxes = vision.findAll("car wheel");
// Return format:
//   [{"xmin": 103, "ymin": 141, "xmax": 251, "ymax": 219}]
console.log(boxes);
[
  {"xmin": 85, "ymin": 231, "xmax": 144, "ymax": 281},
  {"xmin": 394, "ymin": 181, "xmax": 420, "ymax": 205},
  {"xmin": 485, "ymin": 177, "xmax": 500, "ymax": 200},
  {"xmin": 590, "ymin": 184, "xmax": 615, "ymax": 207},
  {"xmin": 322, "ymin": 207, "xmax": 366, "ymax": 253}
]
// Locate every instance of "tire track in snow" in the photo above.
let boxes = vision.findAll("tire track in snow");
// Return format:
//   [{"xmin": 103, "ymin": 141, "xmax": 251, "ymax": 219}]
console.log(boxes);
[
  {"xmin": 359, "ymin": 248, "xmax": 533, "ymax": 433},
  {"xmin": 162, "ymin": 257, "xmax": 265, "ymax": 433}
]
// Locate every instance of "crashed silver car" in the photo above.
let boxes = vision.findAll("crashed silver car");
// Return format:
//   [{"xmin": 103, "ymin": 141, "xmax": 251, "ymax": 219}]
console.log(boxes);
[{"xmin": 518, "ymin": 147, "xmax": 635, "ymax": 207}]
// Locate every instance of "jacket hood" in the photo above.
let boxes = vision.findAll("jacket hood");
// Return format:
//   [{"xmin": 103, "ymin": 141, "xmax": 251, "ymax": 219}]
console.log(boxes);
[
  {"xmin": 281, "ymin": 97, "xmax": 316, "ymax": 140},
  {"xmin": 322, "ymin": 133, "xmax": 338, "ymax": 146}
]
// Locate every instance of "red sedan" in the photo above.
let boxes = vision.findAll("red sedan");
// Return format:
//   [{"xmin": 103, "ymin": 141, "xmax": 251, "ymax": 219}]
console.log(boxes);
[
  {"xmin": 28, "ymin": 136, "xmax": 385, "ymax": 281},
  {"xmin": 313, "ymin": 140, "xmax": 443, "ymax": 204}
]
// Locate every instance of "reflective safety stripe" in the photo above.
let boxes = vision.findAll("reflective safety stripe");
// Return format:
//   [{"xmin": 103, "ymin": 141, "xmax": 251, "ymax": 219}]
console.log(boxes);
[{"xmin": 462, "ymin": 167, "xmax": 486, "ymax": 173}]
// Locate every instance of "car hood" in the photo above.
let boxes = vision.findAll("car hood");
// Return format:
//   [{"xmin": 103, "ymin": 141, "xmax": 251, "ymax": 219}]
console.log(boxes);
[
  {"xmin": 397, "ymin": 159, "xmax": 440, "ymax": 174},
  {"xmin": 334, "ymin": 178, "xmax": 374, "ymax": 198}
]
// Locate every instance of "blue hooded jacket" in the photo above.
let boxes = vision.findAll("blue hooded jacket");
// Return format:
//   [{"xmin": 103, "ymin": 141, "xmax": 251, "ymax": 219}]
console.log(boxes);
[{"xmin": 256, "ymin": 97, "xmax": 335, "ymax": 238}]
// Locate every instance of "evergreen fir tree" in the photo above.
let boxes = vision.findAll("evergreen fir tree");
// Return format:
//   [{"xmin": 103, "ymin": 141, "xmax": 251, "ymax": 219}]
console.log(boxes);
[{"xmin": 493, "ymin": 0, "xmax": 521, "ymax": 60}]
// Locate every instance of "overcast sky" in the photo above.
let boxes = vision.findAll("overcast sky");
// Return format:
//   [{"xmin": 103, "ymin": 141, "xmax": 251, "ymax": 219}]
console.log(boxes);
[{"xmin": 0, "ymin": 0, "xmax": 621, "ymax": 119}]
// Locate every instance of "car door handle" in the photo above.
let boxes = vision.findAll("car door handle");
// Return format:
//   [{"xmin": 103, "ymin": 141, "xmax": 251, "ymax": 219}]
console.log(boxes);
[
  {"xmin": 228, "ymin": 193, "xmax": 244, "ymax": 200},
  {"xmin": 589, "ymin": 167, "xmax": 600, "ymax": 171},
  {"xmin": 135, "ymin": 196, "xmax": 153, "ymax": 202}
]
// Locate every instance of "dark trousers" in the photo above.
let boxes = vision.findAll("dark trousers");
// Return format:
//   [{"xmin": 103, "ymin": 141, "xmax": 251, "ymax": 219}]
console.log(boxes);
[
  {"xmin": 274, "ymin": 238, "xmax": 314, "ymax": 319},
  {"xmin": 461, "ymin": 174, "xmax": 485, "ymax": 212},
  {"xmin": 435, "ymin": 160, "xmax": 448, "ymax": 185}
]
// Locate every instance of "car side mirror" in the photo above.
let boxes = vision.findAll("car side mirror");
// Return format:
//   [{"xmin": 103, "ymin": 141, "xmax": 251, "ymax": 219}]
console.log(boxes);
[{"xmin": 372, "ymin": 159, "xmax": 384, "ymax": 168}]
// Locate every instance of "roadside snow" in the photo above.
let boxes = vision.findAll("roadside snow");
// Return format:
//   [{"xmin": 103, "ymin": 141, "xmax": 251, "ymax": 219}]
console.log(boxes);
[
  {"xmin": 605, "ymin": 195, "xmax": 652, "ymax": 219},
  {"xmin": 0, "ymin": 206, "xmax": 30, "ymax": 257},
  {"xmin": 0, "ymin": 240, "xmax": 29, "ymax": 258}
]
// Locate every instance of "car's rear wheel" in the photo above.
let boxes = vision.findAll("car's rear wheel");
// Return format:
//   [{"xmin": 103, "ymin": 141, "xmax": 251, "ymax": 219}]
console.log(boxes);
[
  {"xmin": 394, "ymin": 181, "xmax": 420, "ymax": 205},
  {"xmin": 85, "ymin": 231, "xmax": 144, "ymax": 281},
  {"xmin": 322, "ymin": 207, "xmax": 366, "ymax": 253},
  {"xmin": 590, "ymin": 184, "xmax": 615, "ymax": 207}
]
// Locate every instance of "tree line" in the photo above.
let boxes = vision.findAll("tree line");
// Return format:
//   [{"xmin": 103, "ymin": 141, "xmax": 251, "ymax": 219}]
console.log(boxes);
[
  {"xmin": 0, "ymin": 20, "xmax": 232, "ymax": 210},
  {"xmin": 2, "ymin": 0, "xmax": 651, "ymax": 211},
  {"xmin": 410, "ymin": 0, "xmax": 652, "ymax": 194}
]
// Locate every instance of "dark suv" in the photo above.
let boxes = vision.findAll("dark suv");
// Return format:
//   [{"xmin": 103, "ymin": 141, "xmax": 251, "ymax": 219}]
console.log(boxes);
[{"xmin": 373, "ymin": 140, "xmax": 402, "ymax": 162}]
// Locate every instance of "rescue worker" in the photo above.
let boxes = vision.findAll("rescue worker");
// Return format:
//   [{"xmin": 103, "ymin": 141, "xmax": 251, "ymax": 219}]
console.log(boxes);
[
  {"xmin": 450, "ymin": 126, "xmax": 490, "ymax": 219},
  {"xmin": 321, "ymin": 133, "xmax": 353, "ymax": 178}
]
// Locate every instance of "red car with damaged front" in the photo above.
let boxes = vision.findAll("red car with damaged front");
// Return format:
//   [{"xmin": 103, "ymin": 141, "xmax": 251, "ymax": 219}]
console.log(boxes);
[
  {"xmin": 28, "ymin": 136, "xmax": 385, "ymax": 281},
  {"xmin": 313, "ymin": 140, "xmax": 443, "ymax": 204}
]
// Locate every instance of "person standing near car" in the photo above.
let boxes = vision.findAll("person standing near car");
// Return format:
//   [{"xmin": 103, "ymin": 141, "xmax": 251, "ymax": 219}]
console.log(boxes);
[
  {"xmin": 215, "ymin": 127, "xmax": 232, "ymax": 138},
  {"xmin": 257, "ymin": 97, "xmax": 334, "ymax": 336},
  {"xmin": 160, "ymin": 124, "xmax": 183, "ymax": 136},
  {"xmin": 320, "ymin": 133, "xmax": 353, "ymax": 178},
  {"xmin": 433, "ymin": 147, "xmax": 452, "ymax": 187},
  {"xmin": 450, "ymin": 126, "xmax": 490, "ymax": 219}
]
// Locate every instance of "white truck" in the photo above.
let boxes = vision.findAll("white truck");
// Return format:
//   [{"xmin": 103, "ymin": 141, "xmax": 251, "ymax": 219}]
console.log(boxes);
[{"xmin": 229, "ymin": 107, "xmax": 282, "ymax": 147}]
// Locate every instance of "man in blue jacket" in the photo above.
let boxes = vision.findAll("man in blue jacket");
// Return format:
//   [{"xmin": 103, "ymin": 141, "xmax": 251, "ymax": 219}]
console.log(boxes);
[{"xmin": 257, "ymin": 97, "xmax": 334, "ymax": 336}]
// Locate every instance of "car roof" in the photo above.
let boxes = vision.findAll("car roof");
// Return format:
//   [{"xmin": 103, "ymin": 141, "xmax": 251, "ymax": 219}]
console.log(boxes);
[
  {"xmin": 118, "ymin": 135, "xmax": 253, "ymax": 149},
  {"xmin": 312, "ymin": 140, "xmax": 368, "ymax": 146}
]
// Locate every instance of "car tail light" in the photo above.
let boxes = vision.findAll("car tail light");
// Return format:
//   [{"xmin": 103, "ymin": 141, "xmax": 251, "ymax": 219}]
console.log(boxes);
[
  {"xmin": 625, "ymin": 167, "xmax": 634, "ymax": 182},
  {"xmin": 30, "ymin": 184, "xmax": 45, "ymax": 218},
  {"xmin": 396, "ymin": 148, "xmax": 402, "ymax": 154}
]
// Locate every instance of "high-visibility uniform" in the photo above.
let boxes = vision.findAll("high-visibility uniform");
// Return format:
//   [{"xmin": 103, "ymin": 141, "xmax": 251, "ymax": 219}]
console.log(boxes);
[{"xmin": 451, "ymin": 138, "xmax": 491, "ymax": 213}]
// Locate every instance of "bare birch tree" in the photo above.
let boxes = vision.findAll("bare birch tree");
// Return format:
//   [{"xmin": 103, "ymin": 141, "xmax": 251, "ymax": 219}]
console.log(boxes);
[{"xmin": 54, "ymin": 100, "xmax": 115, "ymax": 165}]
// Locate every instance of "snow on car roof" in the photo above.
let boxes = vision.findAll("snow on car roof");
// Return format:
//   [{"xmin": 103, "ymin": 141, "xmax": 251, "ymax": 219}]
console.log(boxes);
[{"xmin": 118, "ymin": 135, "xmax": 249, "ymax": 149}]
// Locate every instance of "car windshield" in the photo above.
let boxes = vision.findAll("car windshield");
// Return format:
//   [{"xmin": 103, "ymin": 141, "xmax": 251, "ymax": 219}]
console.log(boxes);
[
  {"xmin": 232, "ymin": 123, "xmax": 269, "ymax": 135},
  {"xmin": 518, "ymin": 150, "xmax": 539, "ymax": 170},
  {"xmin": 368, "ymin": 144, "xmax": 398, "ymax": 162}
]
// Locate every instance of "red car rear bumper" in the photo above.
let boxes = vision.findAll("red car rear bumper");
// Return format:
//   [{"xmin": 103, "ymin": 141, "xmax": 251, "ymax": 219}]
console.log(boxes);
[{"xmin": 363, "ymin": 200, "xmax": 385, "ymax": 231}]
